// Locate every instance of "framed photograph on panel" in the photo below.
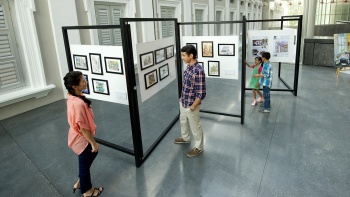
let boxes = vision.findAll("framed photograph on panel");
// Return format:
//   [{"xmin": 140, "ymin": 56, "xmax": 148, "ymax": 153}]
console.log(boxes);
[
  {"xmin": 197, "ymin": 62, "xmax": 204, "ymax": 68},
  {"xmin": 186, "ymin": 43, "xmax": 197, "ymax": 49},
  {"xmin": 159, "ymin": 63, "xmax": 169, "ymax": 81},
  {"xmin": 144, "ymin": 69, "xmax": 158, "ymax": 89},
  {"xmin": 82, "ymin": 74, "xmax": 90, "ymax": 94},
  {"xmin": 155, "ymin": 48, "xmax": 166, "ymax": 64},
  {"xmin": 140, "ymin": 51, "xmax": 154, "ymax": 70},
  {"xmin": 208, "ymin": 61, "xmax": 220, "ymax": 77},
  {"xmin": 104, "ymin": 57, "xmax": 124, "ymax": 74},
  {"xmin": 166, "ymin": 45, "xmax": 174, "ymax": 59},
  {"xmin": 218, "ymin": 44, "xmax": 235, "ymax": 56},
  {"xmin": 89, "ymin": 53, "xmax": 103, "ymax": 75},
  {"xmin": 92, "ymin": 78, "xmax": 110, "ymax": 95},
  {"xmin": 202, "ymin": 41, "xmax": 213, "ymax": 57},
  {"xmin": 73, "ymin": 55, "xmax": 88, "ymax": 70}
]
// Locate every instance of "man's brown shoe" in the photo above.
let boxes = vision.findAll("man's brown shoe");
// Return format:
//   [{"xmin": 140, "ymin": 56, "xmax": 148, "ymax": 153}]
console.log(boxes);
[
  {"xmin": 187, "ymin": 148, "xmax": 203, "ymax": 157},
  {"xmin": 174, "ymin": 137, "xmax": 190, "ymax": 144}
]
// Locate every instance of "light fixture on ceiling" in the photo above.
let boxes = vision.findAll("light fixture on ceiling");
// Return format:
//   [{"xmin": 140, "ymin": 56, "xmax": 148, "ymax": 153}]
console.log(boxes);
[
  {"xmin": 331, "ymin": 0, "xmax": 336, "ymax": 3},
  {"xmin": 279, "ymin": 2, "xmax": 282, "ymax": 6},
  {"xmin": 289, "ymin": 1, "xmax": 292, "ymax": 5},
  {"xmin": 320, "ymin": 0, "xmax": 324, "ymax": 4},
  {"xmin": 344, "ymin": 0, "xmax": 348, "ymax": 3},
  {"xmin": 298, "ymin": 1, "xmax": 302, "ymax": 5}
]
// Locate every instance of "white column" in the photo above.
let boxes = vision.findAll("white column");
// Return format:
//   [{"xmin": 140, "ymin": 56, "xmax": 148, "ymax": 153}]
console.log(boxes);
[
  {"xmin": 209, "ymin": 0, "xmax": 215, "ymax": 36},
  {"xmin": 225, "ymin": 0, "xmax": 230, "ymax": 35},
  {"xmin": 183, "ymin": 0, "xmax": 192, "ymax": 36},
  {"xmin": 236, "ymin": 0, "xmax": 240, "ymax": 35},
  {"xmin": 305, "ymin": 0, "xmax": 317, "ymax": 38},
  {"xmin": 262, "ymin": 0, "xmax": 270, "ymax": 30}
]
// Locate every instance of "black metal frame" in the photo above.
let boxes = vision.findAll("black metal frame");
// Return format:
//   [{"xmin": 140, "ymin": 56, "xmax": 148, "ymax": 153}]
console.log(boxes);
[
  {"xmin": 178, "ymin": 18, "xmax": 246, "ymax": 124},
  {"xmin": 62, "ymin": 16, "xmax": 301, "ymax": 167},
  {"xmin": 245, "ymin": 15, "xmax": 303, "ymax": 96},
  {"xmin": 62, "ymin": 18, "xmax": 180, "ymax": 168}
]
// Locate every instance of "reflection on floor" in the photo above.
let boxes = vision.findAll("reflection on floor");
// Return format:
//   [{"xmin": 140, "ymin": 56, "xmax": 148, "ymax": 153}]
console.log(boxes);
[{"xmin": 1, "ymin": 63, "xmax": 350, "ymax": 196}]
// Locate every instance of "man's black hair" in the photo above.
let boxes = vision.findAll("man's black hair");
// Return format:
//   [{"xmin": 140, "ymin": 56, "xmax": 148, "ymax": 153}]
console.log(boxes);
[{"xmin": 181, "ymin": 45, "xmax": 197, "ymax": 59}]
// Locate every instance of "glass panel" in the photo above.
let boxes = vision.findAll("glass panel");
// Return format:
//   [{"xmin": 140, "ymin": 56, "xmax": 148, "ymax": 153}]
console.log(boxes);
[
  {"xmin": 342, "ymin": 4, "xmax": 349, "ymax": 13},
  {"xmin": 325, "ymin": 14, "xmax": 330, "ymax": 24},
  {"xmin": 330, "ymin": 3, "xmax": 336, "ymax": 14},
  {"xmin": 330, "ymin": 14, "xmax": 335, "ymax": 24},
  {"xmin": 325, "ymin": 4, "xmax": 330, "ymax": 15},
  {"xmin": 341, "ymin": 14, "xmax": 348, "ymax": 20},
  {"xmin": 335, "ymin": 3, "xmax": 342, "ymax": 13}
]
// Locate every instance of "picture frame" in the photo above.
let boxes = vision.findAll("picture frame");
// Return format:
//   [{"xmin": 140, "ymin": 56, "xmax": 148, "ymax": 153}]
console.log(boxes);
[
  {"xmin": 73, "ymin": 55, "xmax": 88, "ymax": 70},
  {"xmin": 92, "ymin": 78, "xmax": 110, "ymax": 95},
  {"xmin": 155, "ymin": 48, "xmax": 166, "ymax": 64},
  {"xmin": 166, "ymin": 45, "xmax": 174, "ymax": 59},
  {"xmin": 144, "ymin": 69, "xmax": 158, "ymax": 89},
  {"xmin": 89, "ymin": 53, "xmax": 103, "ymax": 75},
  {"xmin": 208, "ymin": 61, "xmax": 220, "ymax": 77},
  {"xmin": 197, "ymin": 62, "xmax": 204, "ymax": 68},
  {"xmin": 186, "ymin": 43, "xmax": 197, "ymax": 49},
  {"xmin": 202, "ymin": 41, "xmax": 213, "ymax": 57},
  {"xmin": 82, "ymin": 74, "xmax": 90, "ymax": 94},
  {"xmin": 159, "ymin": 63, "xmax": 169, "ymax": 81},
  {"xmin": 218, "ymin": 44, "xmax": 235, "ymax": 56},
  {"xmin": 140, "ymin": 51, "xmax": 154, "ymax": 70},
  {"xmin": 104, "ymin": 57, "xmax": 124, "ymax": 74}
]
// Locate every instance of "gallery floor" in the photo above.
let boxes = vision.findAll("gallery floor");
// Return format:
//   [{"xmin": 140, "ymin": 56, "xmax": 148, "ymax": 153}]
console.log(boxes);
[{"xmin": 1, "ymin": 63, "xmax": 350, "ymax": 197}]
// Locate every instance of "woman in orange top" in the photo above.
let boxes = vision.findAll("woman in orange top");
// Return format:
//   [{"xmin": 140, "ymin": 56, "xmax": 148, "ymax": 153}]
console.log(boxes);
[{"xmin": 63, "ymin": 71, "xmax": 103, "ymax": 197}]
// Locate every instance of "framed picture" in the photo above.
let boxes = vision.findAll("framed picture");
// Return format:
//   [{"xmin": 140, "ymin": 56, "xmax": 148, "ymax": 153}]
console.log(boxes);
[
  {"xmin": 218, "ymin": 44, "xmax": 235, "ymax": 56},
  {"xmin": 73, "ymin": 55, "xmax": 88, "ymax": 70},
  {"xmin": 197, "ymin": 62, "xmax": 204, "ymax": 67},
  {"xmin": 104, "ymin": 57, "xmax": 124, "ymax": 74},
  {"xmin": 144, "ymin": 69, "xmax": 158, "ymax": 89},
  {"xmin": 202, "ymin": 41, "xmax": 213, "ymax": 57},
  {"xmin": 92, "ymin": 78, "xmax": 110, "ymax": 95},
  {"xmin": 140, "ymin": 51, "xmax": 154, "ymax": 70},
  {"xmin": 89, "ymin": 53, "xmax": 103, "ymax": 75},
  {"xmin": 186, "ymin": 43, "xmax": 197, "ymax": 49},
  {"xmin": 208, "ymin": 61, "xmax": 220, "ymax": 77},
  {"xmin": 82, "ymin": 74, "xmax": 90, "ymax": 94},
  {"xmin": 159, "ymin": 63, "xmax": 169, "ymax": 81},
  {"xmin": 155, "ymin": 48, "xmax": 166, "ymax": 64},
  {"xmin": 166, "ymin": 45, "xmax": 174, "ymax": 59}
]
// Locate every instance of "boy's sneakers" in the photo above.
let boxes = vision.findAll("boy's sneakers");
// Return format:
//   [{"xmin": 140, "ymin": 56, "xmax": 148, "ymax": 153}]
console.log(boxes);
[
  {"xmin": 259, "ymin": 108, "xmax": 270, "ymax": 113},
  {"xmin": 257, "ymin": 97, "xmax": 264, "ymax": 102}
]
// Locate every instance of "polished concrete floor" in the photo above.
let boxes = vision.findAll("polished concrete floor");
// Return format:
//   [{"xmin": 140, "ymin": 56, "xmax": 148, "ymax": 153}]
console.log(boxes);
[{"xmin": 1, "ymin": 63, "xmax": 350, "ymax": 197}]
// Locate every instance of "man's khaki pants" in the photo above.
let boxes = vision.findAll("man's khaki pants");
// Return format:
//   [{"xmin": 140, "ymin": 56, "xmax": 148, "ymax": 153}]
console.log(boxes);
[{"xmin": 179, "ymin": 102, "xmax": 203, "ymax": 150}]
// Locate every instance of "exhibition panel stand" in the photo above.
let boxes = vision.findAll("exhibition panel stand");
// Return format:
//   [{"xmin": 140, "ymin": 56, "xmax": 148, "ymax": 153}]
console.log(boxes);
[
  {"xmin": 178, "ymin": 17, "xmax": 247, "ymax": 124},
  {"xmin": 62, "ymin": 19, "xmax": 180, "ymax": 168},
  {"xmin": 246, "ymin": 15, "xmax": 303, "ymax": 96}
]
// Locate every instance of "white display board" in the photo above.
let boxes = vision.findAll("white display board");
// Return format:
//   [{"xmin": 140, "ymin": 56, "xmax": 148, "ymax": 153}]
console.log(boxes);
[
  {"xmin": 136, "ymin": 37, "xmax": 177, "ymax": 103},
  {"xmin": 182, "ymin": 36, "xmax": 239, "ymax": 80},
  {"xmin": 70, "ymin": 45, "xmax": 128, "ymax": 105},
  {"xmin": 247, "ymin": 29, "xmax": 297, "ymax": 63}
]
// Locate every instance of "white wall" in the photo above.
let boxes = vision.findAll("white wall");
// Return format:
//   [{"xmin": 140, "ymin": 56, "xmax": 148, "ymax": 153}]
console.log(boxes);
[{"xmin": 47, "ymin": 0, "xmax": 81, "ymax": 99}]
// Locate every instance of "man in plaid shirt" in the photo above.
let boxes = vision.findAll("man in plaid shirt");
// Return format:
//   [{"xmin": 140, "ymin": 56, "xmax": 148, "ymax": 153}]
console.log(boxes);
[{"xmin": 174, "ymin": 45, "xmax": 206, "ymax": 157}]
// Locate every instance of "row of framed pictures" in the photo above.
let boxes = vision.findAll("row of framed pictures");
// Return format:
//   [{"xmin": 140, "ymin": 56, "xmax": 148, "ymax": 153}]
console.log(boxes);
[
  {"xmin": 186, "ymin": 42, "xmax": 235, "ymax": 57},
  {"xmin": 82, "ymin": 75, "xmax": 110, "ymax": 95},
  {"xmin": 73, "ymin": 53, "xmax": 124, "ymax": 75},
  {"xmin": 198, "ymin": 61, "xmax": 221, "ymax": 77},
  {"xmin": 144, "ymin": 63, "xmax": 170, "ymax": 89},
  {"xmin": 140, "ymin": 45, "xmax": 174, "ymax": 71}
]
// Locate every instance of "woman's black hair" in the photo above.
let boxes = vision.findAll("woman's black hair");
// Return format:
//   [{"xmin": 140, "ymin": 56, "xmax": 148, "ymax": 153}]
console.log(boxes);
[
  {"xmin": 63, "ymin": 71, "xmax": 92, "ymax": 108},
  {"xmin": 255, "ymin": 56, "xmax": 263, "ymax": 67}
]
